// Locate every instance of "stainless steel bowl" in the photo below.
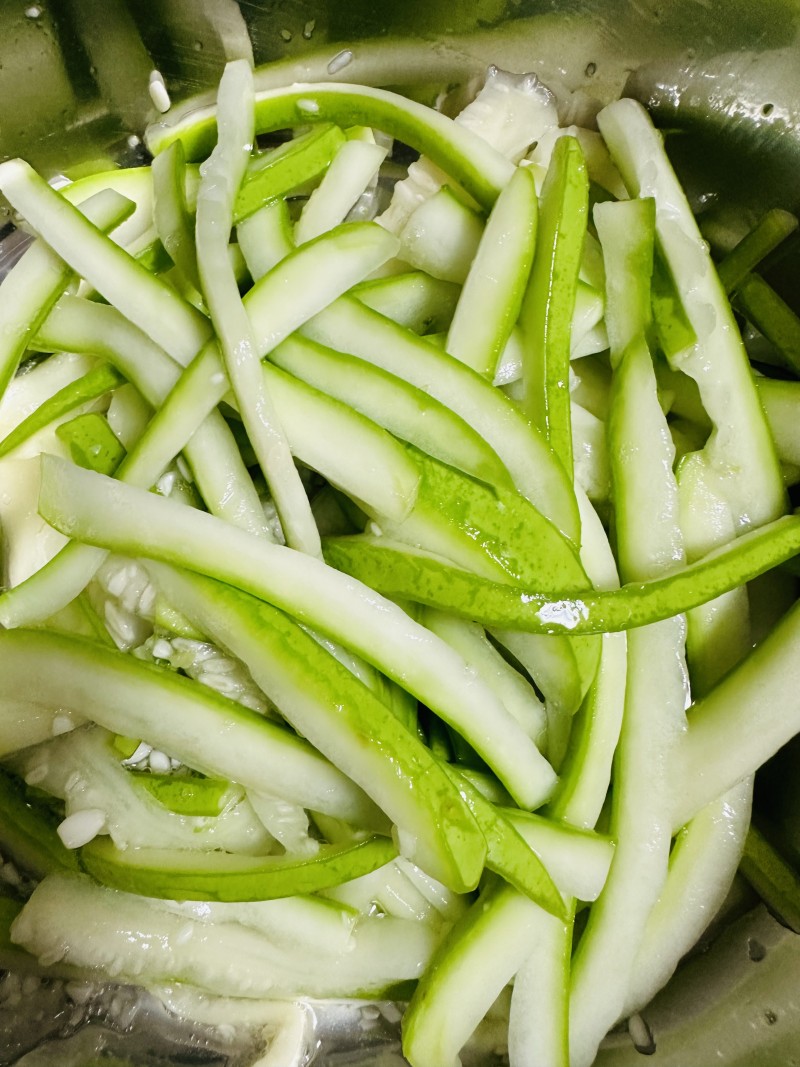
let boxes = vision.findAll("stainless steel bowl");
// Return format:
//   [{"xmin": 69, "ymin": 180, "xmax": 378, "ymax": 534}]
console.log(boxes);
[{"xmin": 1, "ymin": 1, "xmax": 799, "ymax": 1063}]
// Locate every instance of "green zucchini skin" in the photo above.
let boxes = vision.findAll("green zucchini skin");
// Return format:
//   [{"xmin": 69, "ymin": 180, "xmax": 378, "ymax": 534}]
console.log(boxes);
[
  {"xmin": 145, "ymin": 82, "xmax": 515, "ymax": 210},
  {"xmin": 0, "ymin": 768, "xmax": 80, "ymax": 880},
  {"xmin": 80, "ymin": 834, "xmax": 397, "ymax": 901},
  {"xmin": 322, "ymin": 515, "xmax": 800, "ymax": 635}
]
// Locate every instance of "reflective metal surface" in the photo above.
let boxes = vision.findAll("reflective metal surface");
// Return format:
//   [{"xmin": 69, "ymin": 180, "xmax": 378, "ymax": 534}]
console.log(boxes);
[{"xmin": 1, "ymin": 1, "xmax": 799, "ymax": 1064}]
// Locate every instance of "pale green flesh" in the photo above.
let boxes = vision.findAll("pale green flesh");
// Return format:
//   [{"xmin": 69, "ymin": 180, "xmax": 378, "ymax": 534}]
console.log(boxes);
[
  {"xmin": 143, "ymin": 562, "xmax": 488, "ymax": 894},
  {"xmin": 398, "ymin": 187, "xmax": 484, "ymax": 285},
  {"xmin": 0, "ymin": 186, "xmax": 135, "ymax": 403},
  {"xmin": 1, "ymin": 61, "xmax": 798, "ymax": 1067},
  {"xmin": 0, "ymin": 628, "xmax": 373, "ymax": 823},
  {"xmin": 352, "ymin": 271, "xmax": 460, "ymax": 333},
  {"xmin": 300, "ymin": 296, "xmax": 581, "ymax": 542},
  {"xmin": 37, "ymin": 456, "xmax": 556, "ymax": 812},
  {"xmin": 445, "ymin": 164, "xmax": 539, "ymax": 381},
  {"xmin": 270, "ymin": 334, "xmax": 512, "ymax": 489},
  {"xmin": 508, "ymin": 900, "xmax": 573, "ymax": 1067},
  {"xmin": 402, "ymin": 880, "xmax": 554, "ymax": 1067},
  {"xmin": 12, "ymin": 873, "xmax": 439, "ymax": 999},
  {"xmin": 260, "ymin": 362, "xmax": 421, "ymax": 524},
  {"xmin": 152, "ymin": 139, "xmax": 202, "ymax": 296}
]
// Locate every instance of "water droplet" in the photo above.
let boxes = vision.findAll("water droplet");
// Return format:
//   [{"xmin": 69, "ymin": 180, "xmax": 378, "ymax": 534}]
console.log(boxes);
[
  {"xmin": 327, "ymin": 49, "xmax": 354, "ymax": 76},
  {"xmin": 148, "ymin": 69, "xmax": 171, "ymax": 113},
  {"xmin": 748, "ymin": 938, "xmax": 767, "ymax": 962}
]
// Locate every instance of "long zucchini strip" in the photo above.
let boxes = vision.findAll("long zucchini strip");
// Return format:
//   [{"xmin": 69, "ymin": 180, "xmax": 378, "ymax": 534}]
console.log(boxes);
[
  {"xmin": 260, "ymin": 364, "xmax": 421, "ymax": 524},
  {"xmin": 568, "ymin": 196, "xmax": 689, "ymax": 1067},
  {"xmin": 152, "ymin": 139, "xmax": 202, "ymax": 297},
  {"xmin": 507, "ymin": 901, "xmax": 574, "ymax": 1067},
  {"xmin": 402, "ymin": 879, "xmax": 561, "ymax": 1067},
  {"xmin": 0, "ymin": 186, "xmax": 135, "ymax": 403},
  {"xmin": 270, "ymin": 335, "xmax": 512, "ymax": 490},
  {"xmin": 597, "ymin": 98, "xmax": 785, "ymax": 534},
  {"xmin": 0, "ymin": 628, "xmax": 375, "ymax": 823},
  {"xmin": 321, "ymin": 515, "xmax": 800, "ymax": 634},
  {"xmin": 194, "ymin": 60, "xmax": 320, "ymax": 556},
  {"xmin": 13, "ymin": 873, "xmax": 439, "ymax": 998},
  {"xmin": 81, "ymin": 835, "xmax": 397, "ymax": 902},
  {"xmin": 675, "ymin": 594, "xmax": 800, "ymax": 828},
  {"xmin": 301, "ymin": 296, "xmax": 581, "ymax": 542},
  {"xmin": 445, "ymin": 165, "xmax": 537, "ymax": 380},
  {"xmin": 544, "ymin": 492, "xmax": 626, "ymax": 829},
  {"xmin": 623, "ymin": 777, "xmax": 753, "ymax": 1019},
  {"xmin": 37, "ymin": 455, "xmax": 557, "ymax": 812},
  {"xmin": 520, "ymin": 135, "xmax": 588, "ymax": 476},
  {"xmin": 145, "ymin": 563, "xmax": 487, "ymax": 895},
  {"xmin": 0, "ymin": 159, "xmax": 212, "ymax": 366},
  {"xmin": 604, "ymin": 113, "xmax": 788, "ymax": 1033},
  {"xmin": 145, "ymin": 81, "xmax": 515, "ymax": 210}
]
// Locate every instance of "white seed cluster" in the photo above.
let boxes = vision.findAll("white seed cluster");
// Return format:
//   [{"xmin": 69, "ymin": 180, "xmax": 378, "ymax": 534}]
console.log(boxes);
[
  {"xmin": 95, "ymin": 556, "xmax": 157, "ymax": 651},
  {"xmin": 139, "ymin": 635, "xmax": 270, "ymax": 715},
  {"xmin": 120, "ymin": 740, "xmax": 183, "ymax": 774}
]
